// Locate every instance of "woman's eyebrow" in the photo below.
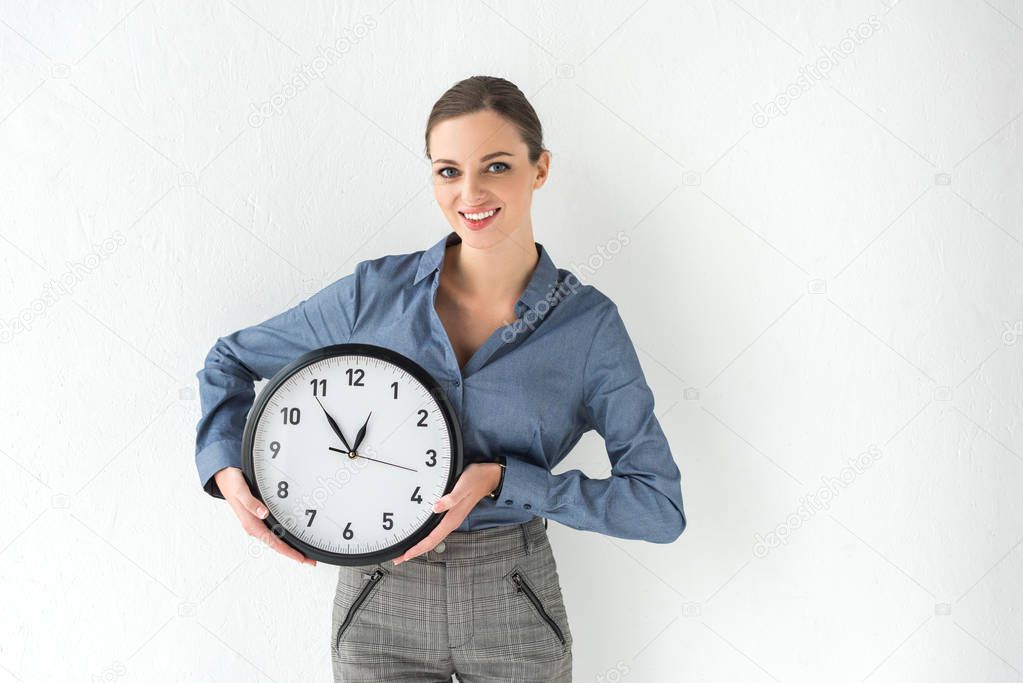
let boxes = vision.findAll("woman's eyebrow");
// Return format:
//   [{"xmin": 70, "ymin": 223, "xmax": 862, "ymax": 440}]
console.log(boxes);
[{"xmin": 431, "ymin": 151, "xmax": 514, "ymax": 165}]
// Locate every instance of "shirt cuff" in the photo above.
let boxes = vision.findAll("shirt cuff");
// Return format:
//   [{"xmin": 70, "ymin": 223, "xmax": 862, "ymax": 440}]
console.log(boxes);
[
  {"xmin": 495, "ymin": 454, "xmax": 551, "ymax": 514},
  {"xmin": 196, "ymin": 439, "xmax": 242, "ymax": 500}
]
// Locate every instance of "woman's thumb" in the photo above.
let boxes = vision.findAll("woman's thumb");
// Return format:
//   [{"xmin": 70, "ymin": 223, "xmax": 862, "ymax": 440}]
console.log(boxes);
[
  {"xmin": 236, "ymin": 487, "xmax": 269, "ymax": 519},
  {"xmin": 219, "ymin": 467, "xmax": 269, "ymax": 519}
]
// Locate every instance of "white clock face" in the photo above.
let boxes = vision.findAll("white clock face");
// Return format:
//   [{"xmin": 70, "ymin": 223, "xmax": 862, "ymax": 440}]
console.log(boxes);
[{"xmin": 249, "ymin": 352, "xmax": 456, "ymax": 557}]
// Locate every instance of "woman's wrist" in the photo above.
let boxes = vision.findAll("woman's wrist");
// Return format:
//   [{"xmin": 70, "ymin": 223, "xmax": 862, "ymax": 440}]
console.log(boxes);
[{"xmin": 486, "ymin": 455, "xmax": 507, "ymax": 500}]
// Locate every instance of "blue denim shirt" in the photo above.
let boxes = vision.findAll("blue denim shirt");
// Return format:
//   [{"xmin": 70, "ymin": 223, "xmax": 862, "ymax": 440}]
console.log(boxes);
[{"xmin": 194, "ymin": 231, "xmax": 686, "ymax": 543}]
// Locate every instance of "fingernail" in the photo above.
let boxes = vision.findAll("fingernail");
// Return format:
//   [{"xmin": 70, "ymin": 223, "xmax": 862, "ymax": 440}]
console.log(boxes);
[{"xmin": 257, "ymin": 506, "xmax": 268, "ymax": 518}]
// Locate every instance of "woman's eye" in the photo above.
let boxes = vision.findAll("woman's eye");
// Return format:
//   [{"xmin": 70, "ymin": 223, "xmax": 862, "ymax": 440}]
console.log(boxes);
[{"xmin": 436, "ymin": 162, "xmax": 508, "ymax": 179}]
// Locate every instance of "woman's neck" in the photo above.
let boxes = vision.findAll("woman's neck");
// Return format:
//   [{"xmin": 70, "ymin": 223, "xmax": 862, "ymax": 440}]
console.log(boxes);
[{"xmin": 443, "ymin": 229, "xmax": 539, "ymax": 305}]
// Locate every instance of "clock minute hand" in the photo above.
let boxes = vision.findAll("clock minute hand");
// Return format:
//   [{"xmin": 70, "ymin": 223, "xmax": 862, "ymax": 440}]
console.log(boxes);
[{"xmin": 315, "ymin": 397, "xmax": 352, "ymax": 452}]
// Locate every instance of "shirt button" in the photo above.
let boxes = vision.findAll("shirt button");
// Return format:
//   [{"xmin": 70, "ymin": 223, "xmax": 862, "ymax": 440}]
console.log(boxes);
[
  {"xmin": 523, "ymin": 504, "xmax": 531, "ymax": 510},
  {"xmin": 435, "ymin": 541, "xmax": 446, "ymax": 553},
  {"xmin": 504, "ymin": 499, "xmax": 513, "ymax": 505}
]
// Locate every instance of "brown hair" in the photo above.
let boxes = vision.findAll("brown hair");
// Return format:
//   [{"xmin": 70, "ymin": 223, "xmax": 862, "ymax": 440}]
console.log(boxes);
[{"xmin": 424, "ymin": 75, "xmax": 547, "ymax": 165}]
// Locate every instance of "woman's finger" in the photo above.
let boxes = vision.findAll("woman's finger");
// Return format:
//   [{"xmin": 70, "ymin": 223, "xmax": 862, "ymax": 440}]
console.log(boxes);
[{"xmin": 245, "ymin": 519, "xmax": 316, "ymax": 566}]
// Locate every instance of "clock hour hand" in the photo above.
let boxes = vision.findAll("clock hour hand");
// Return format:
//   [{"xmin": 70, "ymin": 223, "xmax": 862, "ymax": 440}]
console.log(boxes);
[
  {"xmin": 315, "ymin": 396, "xmax": 352, "ymax": 452},
  {"xmin": 352, "ymin": 411, "xmax": 372, "ymax": 452}
]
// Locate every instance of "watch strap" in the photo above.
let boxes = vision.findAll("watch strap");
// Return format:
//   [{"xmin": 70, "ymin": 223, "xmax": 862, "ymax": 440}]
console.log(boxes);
[{"xmin": 487, "ymin": 455, "xmax": 507, "ymax": 500}]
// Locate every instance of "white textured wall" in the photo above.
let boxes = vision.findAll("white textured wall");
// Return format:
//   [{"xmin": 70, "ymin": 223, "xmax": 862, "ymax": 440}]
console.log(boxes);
[{"xmin": 2, "ymin": 1, "xmax": 1022, "ymax": 681}]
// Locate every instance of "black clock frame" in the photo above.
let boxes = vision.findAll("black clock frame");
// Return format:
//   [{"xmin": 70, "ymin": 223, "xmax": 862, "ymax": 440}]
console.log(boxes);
[{"xmin": 241, "ymin": 342, "xmax": 464, "ymax": 567}]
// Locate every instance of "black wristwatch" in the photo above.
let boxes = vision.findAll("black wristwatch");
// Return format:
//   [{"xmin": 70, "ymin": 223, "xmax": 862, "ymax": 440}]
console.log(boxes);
[{"xmin": 487, "ymin": 455, "xmax": 507, "ymax": 500}]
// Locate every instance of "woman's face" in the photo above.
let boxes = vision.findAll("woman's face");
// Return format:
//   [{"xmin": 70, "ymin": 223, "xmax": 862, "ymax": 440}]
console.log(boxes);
[{"xmin": 429, "ymin": 109, "xmax": 549, "ymax": 250}]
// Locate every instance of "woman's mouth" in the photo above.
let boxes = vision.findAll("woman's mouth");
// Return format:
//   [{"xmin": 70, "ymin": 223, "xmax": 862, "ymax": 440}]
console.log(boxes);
[{"xmin": 458, "ymin": 207, "xmax": 501, "ymax": 231}]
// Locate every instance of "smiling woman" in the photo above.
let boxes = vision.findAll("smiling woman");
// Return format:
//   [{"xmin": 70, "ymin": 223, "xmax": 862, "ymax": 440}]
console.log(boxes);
[
  {"xmin": 194, "ymin": 74, "xmax": 685, "ymax": 683},
  {"xmin": 427, "ymin": 90, "xmax": 550, "ymax": 251}
]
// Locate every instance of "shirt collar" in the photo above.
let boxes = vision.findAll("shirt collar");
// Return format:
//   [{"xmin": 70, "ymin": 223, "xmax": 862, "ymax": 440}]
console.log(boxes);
[{"xmin": 413, "ymin": 231, "xmax": 561, "ymax": 316}]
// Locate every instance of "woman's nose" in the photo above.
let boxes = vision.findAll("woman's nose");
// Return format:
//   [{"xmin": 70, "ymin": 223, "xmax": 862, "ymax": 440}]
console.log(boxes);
[{"xmin": 461, "ymin": 175, "xmax": 486, "ymax": 201}]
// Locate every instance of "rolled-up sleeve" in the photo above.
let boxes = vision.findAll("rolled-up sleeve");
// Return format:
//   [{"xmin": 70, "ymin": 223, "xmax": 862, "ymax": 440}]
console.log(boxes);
[
  {"xmin": 194, "ymin": 268, "xmax": 360, "ymax": 499},
  {"xmin": 497, "ymin": 301, "xmax": 687, "ymax": 543}
]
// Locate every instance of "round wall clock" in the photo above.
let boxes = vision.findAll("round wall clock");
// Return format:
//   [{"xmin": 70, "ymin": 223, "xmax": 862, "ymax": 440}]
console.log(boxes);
[{"xmin": 241, "ymin": 343, "xmax": 463, "ymax": 566}]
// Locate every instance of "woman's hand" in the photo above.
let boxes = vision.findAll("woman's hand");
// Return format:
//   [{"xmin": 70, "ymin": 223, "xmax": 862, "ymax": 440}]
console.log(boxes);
[
  {"xmin": 392, "ymin": 461, "xmax": 502, "ymax": 565},
  {"xmin": 214, "ymin": 466, "xmax": 316, "ymax": 567}
]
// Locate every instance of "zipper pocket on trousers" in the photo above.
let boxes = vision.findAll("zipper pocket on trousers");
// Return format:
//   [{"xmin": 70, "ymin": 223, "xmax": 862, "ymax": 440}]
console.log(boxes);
[
  {"xmin": 335, "ymin": 568, "xmax": 385, "ymax": 650},
  {"xmin": 510, "ymin": 570, "xmax": 566, "ymax": 645}
]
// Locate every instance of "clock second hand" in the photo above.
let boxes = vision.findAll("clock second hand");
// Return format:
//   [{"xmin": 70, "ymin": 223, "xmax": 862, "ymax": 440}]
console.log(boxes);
[{"xmin": 328, "ymin": 446, "xmax": 418, "ymax": 473}]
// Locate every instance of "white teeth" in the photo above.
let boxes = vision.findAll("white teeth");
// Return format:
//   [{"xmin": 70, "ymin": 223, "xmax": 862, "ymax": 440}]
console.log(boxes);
[{"xmin": 463, "ymin": 209, "xmax": 496, "ymax": 221}]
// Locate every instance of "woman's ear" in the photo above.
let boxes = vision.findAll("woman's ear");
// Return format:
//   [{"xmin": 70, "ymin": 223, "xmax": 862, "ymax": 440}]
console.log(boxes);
[{"xmin": 533, "ymin": 150, "xmax": 551, "ymax": 189}]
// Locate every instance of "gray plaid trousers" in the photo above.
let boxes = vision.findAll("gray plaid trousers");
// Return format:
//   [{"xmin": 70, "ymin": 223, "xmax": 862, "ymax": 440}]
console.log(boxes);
[{"xmin": 331, "ymin": 516, "xmax": 573, "ymax": 682}]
